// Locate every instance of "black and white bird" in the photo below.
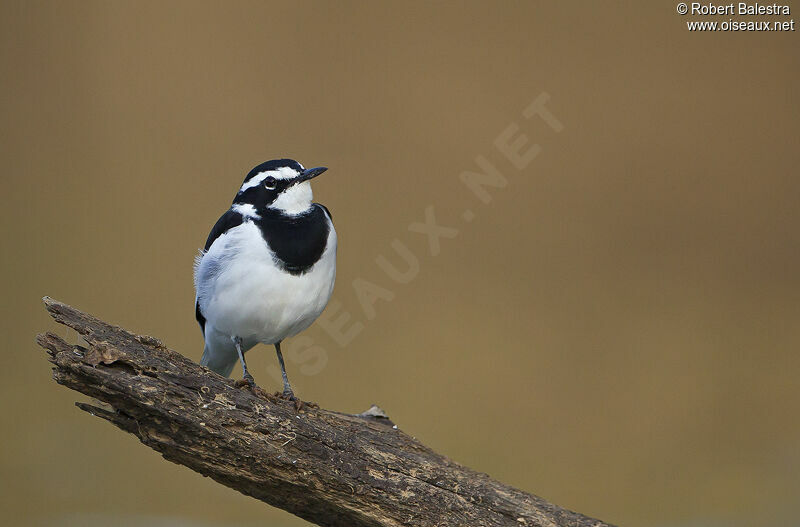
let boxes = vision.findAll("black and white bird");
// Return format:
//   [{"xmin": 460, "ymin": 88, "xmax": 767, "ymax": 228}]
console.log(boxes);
[{"xmin": 194, "ymin": 159, "xmax": 336, "ymax": 399}]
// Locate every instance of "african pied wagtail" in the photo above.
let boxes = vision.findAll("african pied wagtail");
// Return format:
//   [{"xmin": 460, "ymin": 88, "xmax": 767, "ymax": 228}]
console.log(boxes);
[{"xmin": 194, "ymin": 159, "xmax": 336, "ymax": 399}]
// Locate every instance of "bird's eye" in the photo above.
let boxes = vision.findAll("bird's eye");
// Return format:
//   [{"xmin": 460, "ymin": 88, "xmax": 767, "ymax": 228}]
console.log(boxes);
[{"xmin": 264, "ymin": 176, "xmax": 277, "ymax": 190}]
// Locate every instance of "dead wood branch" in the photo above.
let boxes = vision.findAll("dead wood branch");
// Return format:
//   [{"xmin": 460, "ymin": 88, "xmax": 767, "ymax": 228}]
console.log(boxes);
[{"xmin": 36, "ymin": 297, "xmax": 613, "ymax": 527}]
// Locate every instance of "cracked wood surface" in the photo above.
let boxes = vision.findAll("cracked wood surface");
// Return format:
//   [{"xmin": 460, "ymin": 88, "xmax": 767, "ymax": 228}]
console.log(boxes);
[{"xmin": 35, "ymin": 297, "xmax": 613, "ymax": 527}]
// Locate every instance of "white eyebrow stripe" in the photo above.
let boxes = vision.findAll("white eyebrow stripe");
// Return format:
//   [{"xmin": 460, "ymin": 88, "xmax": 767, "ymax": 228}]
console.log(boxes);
[{"xmin": 239, "ymin": 166, "xmax": 300, "ymax": 192}]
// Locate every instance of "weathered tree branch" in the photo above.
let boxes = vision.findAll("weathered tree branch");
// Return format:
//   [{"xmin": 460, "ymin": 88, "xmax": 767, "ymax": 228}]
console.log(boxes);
[{"xmin": 36, "ymin": 297, "xmax": 613, "ymax": 527}]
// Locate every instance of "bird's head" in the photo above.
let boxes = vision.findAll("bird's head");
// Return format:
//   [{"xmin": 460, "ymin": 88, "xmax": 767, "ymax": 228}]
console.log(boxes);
[{"xmin": 234, "ymin": 159, "xmax": 327, "ymax": 216}]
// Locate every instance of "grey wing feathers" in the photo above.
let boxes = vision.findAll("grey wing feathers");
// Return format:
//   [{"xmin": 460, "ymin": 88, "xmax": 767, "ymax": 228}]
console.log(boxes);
[{"xmin": 196, "ymin": 208, "xmax": 244, "ymax": 335}]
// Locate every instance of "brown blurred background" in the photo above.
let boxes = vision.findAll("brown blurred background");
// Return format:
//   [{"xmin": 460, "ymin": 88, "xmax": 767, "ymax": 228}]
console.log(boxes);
[{"xmin": 2, "ymin": 2, "xmax": 798, "ymax": 526}]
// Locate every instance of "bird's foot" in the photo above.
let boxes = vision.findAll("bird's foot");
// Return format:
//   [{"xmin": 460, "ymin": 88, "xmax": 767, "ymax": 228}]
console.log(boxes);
[
  {"xmin": 235, "ymin": 372, "xmax": 257, "ymax": 390},
  {"xmin": 276, "ymin": 389, "xmax": 306, "ymax": 411}
]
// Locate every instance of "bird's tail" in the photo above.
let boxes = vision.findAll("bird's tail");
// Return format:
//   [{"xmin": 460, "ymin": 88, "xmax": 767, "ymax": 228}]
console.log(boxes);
[{"xmin": 200, "ymin": 341, "xmax": 238, "ymax": 377}]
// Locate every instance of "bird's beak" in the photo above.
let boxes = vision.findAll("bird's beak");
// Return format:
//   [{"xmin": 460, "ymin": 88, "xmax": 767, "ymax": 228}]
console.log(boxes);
[{"xmin": 295, "ymin": 166, "xmax": 328, "ymax": 184}]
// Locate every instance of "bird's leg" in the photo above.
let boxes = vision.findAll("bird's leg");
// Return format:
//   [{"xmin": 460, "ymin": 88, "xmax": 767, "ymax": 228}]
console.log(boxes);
[
  {"xmin": 232, "ymin": 336, "xmax": 255, "ymax": 388},
  {"xmin": 274, "ymin": 341, "xmax": 295, "ymax": 400}
]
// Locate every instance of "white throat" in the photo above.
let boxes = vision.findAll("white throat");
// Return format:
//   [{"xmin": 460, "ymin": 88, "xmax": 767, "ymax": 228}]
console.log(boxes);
[{"xmin": 269, "ymin": 181, "xmax": 314, "ymax": 215}]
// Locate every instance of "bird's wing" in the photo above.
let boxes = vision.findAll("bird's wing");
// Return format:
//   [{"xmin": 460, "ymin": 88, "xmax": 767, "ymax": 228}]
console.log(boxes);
[
  {"xmin": 314, "ymin": 203, "xmax": 333, "ymax": 220},
  {"xmin": 196, "ymin": 208, "xmax": 245, "ymax": 335},
  {"xmin": 195, "ymin": 299, "xmax": 206, "ymax": 336},
  {"xmin": 204, "ymin": 208, "xmax": 244, "ymax": 251}
]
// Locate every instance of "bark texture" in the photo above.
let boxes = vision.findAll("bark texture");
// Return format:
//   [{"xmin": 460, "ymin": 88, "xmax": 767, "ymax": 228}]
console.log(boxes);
[{"xmin": 36, "ymin": 297, "xmax": 613, "ymax": 527}]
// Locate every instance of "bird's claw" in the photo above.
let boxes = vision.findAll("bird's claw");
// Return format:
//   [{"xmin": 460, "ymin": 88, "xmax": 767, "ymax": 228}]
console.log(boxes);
[
  {"xmin": 235, "ymin": 373, "xmax": 257, "ymax": 390},
  {"xmin": 276, "ymin": 389, "xmax": 305, "ymax": 411}
]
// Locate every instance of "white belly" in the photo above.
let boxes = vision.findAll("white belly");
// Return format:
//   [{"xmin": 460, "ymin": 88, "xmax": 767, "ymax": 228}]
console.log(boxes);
[{"xmin": 195, "ymin": 220, "xmax": 337, "ymax": 344}]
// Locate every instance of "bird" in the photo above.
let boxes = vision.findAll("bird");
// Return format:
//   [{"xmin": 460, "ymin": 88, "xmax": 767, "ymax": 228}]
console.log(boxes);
[{"xmin": 193, "ymin": 159, "xmax": 336, "ymax": 400}]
